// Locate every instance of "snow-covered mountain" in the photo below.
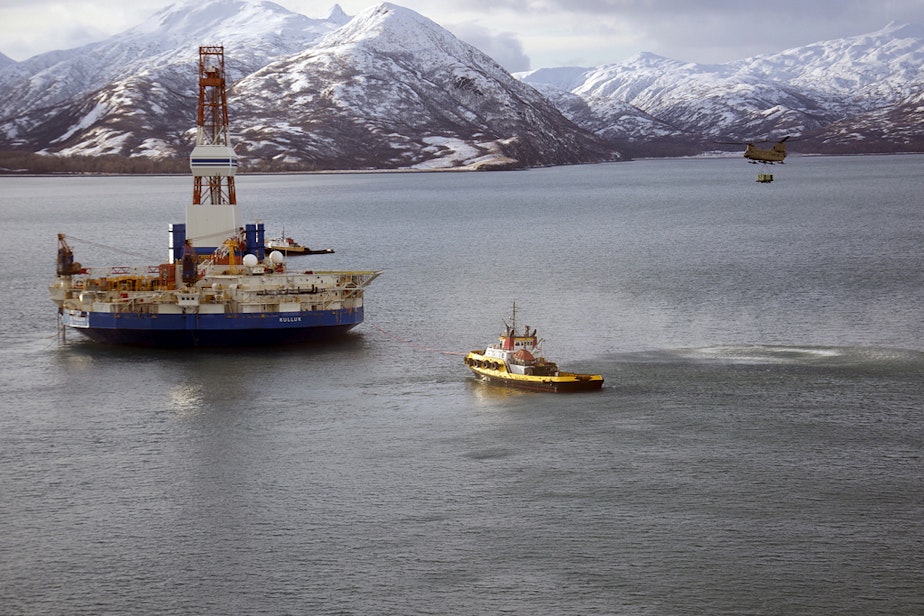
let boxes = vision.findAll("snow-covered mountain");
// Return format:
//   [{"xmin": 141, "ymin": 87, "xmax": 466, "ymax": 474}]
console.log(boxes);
[
  {"xmin": 1, "ymin": 1, "xmax": 921, "ymax": 168},
  {"xmin": 518, "ymin": 22, "xmax": 924, "ymax": 157},
  {"xmin": 231, "ymin": 4, "xmax": 612, "ymax": 169},
  {"xmin": 0, "ymin": 1, "xmax": 351, "ymax": 156},
  {"xmin": 0, "ymin": 0, "xmax": 613, "ymax": 169}
]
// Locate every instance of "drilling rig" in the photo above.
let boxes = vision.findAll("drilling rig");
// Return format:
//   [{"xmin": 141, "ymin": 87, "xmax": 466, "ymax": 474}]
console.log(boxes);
[{"xmin": 50, "ymin": 45, "xmax": 380, "ymax": 347}]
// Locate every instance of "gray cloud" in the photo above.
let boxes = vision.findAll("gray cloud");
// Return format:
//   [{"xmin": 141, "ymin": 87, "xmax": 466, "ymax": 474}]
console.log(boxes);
[
  {"xmin": 451, "ymin": 0, "xmax": 924, "ymax": 63},
  {"xmin": 4, "ymin": 0, "xmax": 924, "ymax": 66},
  {"xmin": 0, "ymin": 0, "xmax": 164, "ymax": 61},
  {"xmin": 451, "ymin": 23, "xmax": 532, "ymax": 72}
]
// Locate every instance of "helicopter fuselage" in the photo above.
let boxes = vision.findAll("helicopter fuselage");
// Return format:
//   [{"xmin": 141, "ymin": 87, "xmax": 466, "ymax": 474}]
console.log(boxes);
[{"xmin": 744, "ymin": 141, "xmax": 787, "ymax": 164}]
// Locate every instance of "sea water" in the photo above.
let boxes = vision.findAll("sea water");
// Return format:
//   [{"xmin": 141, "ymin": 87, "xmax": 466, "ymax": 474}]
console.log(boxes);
[{"xmin": 1, "ymin": 155, "xmax": 922, "ymax": 614}]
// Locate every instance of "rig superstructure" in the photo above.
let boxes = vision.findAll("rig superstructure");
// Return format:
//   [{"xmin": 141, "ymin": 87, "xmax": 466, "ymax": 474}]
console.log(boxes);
[{"xmin": 50, "ymin": 46, "xmax": 379, "ymax": 347}]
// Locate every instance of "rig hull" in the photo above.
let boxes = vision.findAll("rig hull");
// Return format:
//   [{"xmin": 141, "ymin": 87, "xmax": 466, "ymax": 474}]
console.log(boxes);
[
  {"xmin": 60, "ymin": 307, "xmax": 362, "ymax": 348},
  {"xmin": 51, "ymin": 266, "xmax": 379, "ymax": 349}
]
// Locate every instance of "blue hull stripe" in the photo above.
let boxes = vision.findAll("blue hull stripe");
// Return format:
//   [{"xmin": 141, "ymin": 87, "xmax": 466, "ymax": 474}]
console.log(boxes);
[{"xmin": 64, "ymin": 308, "xmax": 363, "ymax": 348}]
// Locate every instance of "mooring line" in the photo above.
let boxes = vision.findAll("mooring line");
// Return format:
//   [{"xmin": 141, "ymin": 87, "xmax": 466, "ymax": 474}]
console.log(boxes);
[
  {"xmin": 369, "ymin": 324, "xmax": 467, "ymax": 356},
  {"xmin": 63, "ymin": 234, "xmax": 160, "ymax": 262}
]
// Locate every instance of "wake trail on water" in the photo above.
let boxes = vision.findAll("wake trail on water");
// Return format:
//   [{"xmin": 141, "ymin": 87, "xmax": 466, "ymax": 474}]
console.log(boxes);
[{"xmin": 605, "ymin": 344, "xmax": 924, "ymax": 370}]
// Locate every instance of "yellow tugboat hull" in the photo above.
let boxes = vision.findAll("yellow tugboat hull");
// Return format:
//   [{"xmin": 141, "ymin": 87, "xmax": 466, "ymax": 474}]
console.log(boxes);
[{"xmin": 464, "ymin": 351, "xmax": 604, "ymax": 393}]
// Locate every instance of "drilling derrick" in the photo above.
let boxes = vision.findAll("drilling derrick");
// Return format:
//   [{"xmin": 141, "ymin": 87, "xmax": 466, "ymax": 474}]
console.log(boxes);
[
  {"xmin": 184, "ymin": 45, "xmax": 242, "ymax": 255},
  {"xmin": 192, "ymin": 45, "xmax": 237, "ymax": 204}
]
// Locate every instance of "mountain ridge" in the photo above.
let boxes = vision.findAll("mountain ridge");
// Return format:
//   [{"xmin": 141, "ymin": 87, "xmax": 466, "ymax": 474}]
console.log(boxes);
[
  {"xmin": 1, "ymin": 1, "xmax": 921, "ymax": 170},
  {"xmin": 0, "ymin": 0, "xmax": 615, "ymax": 169},
  {"xmin": 230, "ymin": 2, "xmax": 614, "ymax": 169},
  {"xmin": 518, "ymin": 21, "xmax": 924, "ymax": 156}
]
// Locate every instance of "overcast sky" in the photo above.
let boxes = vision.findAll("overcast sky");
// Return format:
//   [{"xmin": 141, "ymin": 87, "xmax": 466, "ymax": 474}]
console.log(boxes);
[{"xmin": 2, "ymin": 0, "xmax": 924, "ymax": 70}]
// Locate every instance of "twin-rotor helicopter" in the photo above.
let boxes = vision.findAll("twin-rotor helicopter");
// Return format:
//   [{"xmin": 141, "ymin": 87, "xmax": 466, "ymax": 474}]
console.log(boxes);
[{"xmin": 718, "ymin": 136, "xmax": 793, "ymax": 183}]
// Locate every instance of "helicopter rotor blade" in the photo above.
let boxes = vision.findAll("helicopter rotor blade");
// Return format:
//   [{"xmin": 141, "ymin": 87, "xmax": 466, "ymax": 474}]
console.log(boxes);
[{"xmin": 716, "ymin": 135, "xmax": 796, "ymax": 145}]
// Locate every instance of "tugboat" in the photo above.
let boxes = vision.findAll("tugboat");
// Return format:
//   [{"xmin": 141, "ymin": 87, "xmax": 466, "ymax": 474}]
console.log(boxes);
[
  {"xmin": 264, "ymin": 228, "xmax": 334, "ymax": 256},
  {"xmin": 48, "ymin": 46, "xmax": 379, "ymax": 347},
  {"xmin": 464, "ymin": 305, "xmax": 604, "ymax": 392}
]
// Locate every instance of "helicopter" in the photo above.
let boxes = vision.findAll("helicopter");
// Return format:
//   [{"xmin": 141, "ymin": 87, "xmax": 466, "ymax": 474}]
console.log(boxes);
[
  {"xmin": 718, "ymin": 136, "xmax": 791, "ymax": 164},
  {"xmin": 742, "ymin": 136, "xmax": 790, "ymax": 164},
  {"xmin": 716, "ymin": 136, "xmax": 794, "ymax": 182}
]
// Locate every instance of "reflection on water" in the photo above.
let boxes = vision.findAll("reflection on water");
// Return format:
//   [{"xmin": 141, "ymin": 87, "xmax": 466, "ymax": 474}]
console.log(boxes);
[{"xmin": 167, "ymin": 383, "xmax": 205, "ymax": 416}]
